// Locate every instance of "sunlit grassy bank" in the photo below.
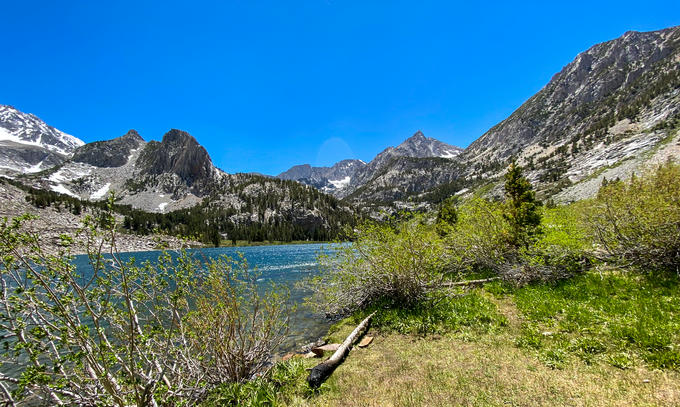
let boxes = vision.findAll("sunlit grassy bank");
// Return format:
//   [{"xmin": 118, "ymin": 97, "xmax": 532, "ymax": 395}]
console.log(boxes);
[{"xmin": 202, "ymin": 271, "xmax": 680, "ymax": 406}]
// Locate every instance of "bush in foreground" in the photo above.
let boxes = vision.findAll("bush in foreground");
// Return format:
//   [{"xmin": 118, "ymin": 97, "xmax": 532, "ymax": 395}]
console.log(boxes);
[
  {"xmin": 0, "ymin": 209, "xmax": 289, "ymax": 406},
  {"xmin": 587, "ymin": 160, "xmax": 680, "ymax": 275},
  {"xmin": 307, "ymin": 218, "xmax": 447, "ymax": 317}
]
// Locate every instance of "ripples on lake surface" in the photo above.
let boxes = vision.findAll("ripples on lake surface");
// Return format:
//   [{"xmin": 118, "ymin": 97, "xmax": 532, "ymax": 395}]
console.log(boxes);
[{"xmin": 71, "ymin": 243, "xmax": 344, "ymax": 353}]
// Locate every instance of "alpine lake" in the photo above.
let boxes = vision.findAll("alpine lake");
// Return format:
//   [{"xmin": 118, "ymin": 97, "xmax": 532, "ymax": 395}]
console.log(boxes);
[{"xmin": 71, "ymin": 242, "xmax": 341, "ymax": 355}]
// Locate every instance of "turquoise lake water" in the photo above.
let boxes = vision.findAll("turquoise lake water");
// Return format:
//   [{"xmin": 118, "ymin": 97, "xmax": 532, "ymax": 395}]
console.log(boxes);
[{"xmin": 71, "ymin": 243, "xmax": 340, "ymax": 353}]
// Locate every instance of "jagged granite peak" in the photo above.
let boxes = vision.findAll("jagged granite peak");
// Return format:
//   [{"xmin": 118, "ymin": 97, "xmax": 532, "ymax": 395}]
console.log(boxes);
[
  {"xmin": 339, "ymin": 131, "xmax": 463, "ymax": 198},
  {"xmin": 72, "ymin": 129, "xmax": 146, "ymax": 168},
  {"xmin": 0, "ymin": 104, "xmax": 84, "ymax": 175},
  {"xmin": 137, "ymin": 129, "xmax": 217, "ymax": 191},
  {"xmin": 394, "ymin": 130, "xmax": 463, "ymax": 159}
]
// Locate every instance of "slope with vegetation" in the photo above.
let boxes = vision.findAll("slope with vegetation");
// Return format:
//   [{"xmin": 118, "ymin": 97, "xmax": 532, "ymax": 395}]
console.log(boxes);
[
  {"xmin": 2, "ymin": 160, "xmax": 678, "ymax": 405},
  {"xmin": 198, "ymin": 160, "xmax": 680, "ymax": 406}
]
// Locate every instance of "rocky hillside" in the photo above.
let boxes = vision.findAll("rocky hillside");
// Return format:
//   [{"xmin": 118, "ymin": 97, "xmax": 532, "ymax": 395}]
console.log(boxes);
[
  {"xmin": 0, "ymin": 105, "xmax": 84, "ymax": 176},
  {"xmin": 1, "ymin": 120, "xmax": 358, "ymax": 242},
  {"xmin": 461, "ymin": 25, "xmax": 680, "ymax": 201},
  {"xmin": 72, "ymin": 129, "xmax": 144, "ymax": 168},
  {"xmin": 0, "ymin": 177, "xmax": 196, "ymax": 254}
]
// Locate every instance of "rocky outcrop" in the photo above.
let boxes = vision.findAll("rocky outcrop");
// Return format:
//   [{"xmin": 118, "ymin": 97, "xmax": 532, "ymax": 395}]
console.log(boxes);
[
  {"xmin": 72, "ymin": 130, "xmax": 145, "ymax": 168},
  {"xmin": 136, "ymin": 129, "xmax": 217, "ymax": 195}
]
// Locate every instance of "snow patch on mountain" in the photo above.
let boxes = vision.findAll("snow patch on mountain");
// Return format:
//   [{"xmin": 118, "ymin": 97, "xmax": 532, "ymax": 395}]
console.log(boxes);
[
  {"xmin": 329, "ymin": 176, "xmax": 351, "ymax": 189},
  {"xmin": 91, "ymin": 183, "xmax": 111, "ymax": 200},
  {"xmin": 440, "ymin": 149, "xmax": 462, "ymax": 159},
  {"xmin": 0, "ymin": 105, "xmax": 83, "ymax": 155},
  {"xmin": 50, "ymin": 184, "xmax": 78, "ymax": 198}
]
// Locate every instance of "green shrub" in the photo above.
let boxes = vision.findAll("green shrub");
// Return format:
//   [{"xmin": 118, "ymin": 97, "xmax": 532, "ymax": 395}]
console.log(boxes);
[
  {"xmin": 201, "ymin": 360, "xmax": 311, "ymax": 407},
  {"xmin": 0, "ymin": 207, "xmax": 291, "ymax": 406},
  {"xmin": 307, "ymin": 218, "xmax": 447, "ymax": 316},
  {"xmin": 586, "ymin": 160, "xmax": 680, "ymax": 274},
  {"xmin": 445, "ymin": 198, "xmax": 512, "ymax": 275}
]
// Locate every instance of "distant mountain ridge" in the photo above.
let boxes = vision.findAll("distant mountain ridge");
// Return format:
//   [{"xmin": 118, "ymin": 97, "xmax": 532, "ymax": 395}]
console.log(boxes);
[
  {"xmin": 277, "ymin": 159, "xmax": 366, "ymax": 194},
  {"xmin": 277, "ymin": 131, "xmax": 462, "ymax": 198},
  {"xmin": 0, "ymin": 112, "xmax": 357, "ymax": 241}
]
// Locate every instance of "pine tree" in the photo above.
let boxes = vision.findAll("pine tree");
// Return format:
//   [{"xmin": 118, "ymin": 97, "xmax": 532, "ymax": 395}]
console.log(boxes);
[{"xmin": 503, "ymin": 160, "xmax": 541, "ymax": 248}]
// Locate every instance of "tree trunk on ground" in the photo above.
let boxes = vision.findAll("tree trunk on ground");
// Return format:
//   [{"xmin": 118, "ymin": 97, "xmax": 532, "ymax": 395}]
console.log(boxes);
[
  {"xmin": 441, "ymin": 277, "xmax": 499, "ymax": 287},
  {"xmin": 307, "ymin": 312, "xmax": 376, "ymax": 389}
]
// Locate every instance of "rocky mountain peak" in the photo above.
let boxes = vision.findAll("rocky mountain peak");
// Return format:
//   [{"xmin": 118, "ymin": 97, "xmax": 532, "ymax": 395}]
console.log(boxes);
[
  {"xmin": 123, "ymin": 129, "xmax": 144, "ymax": 142},
  {"xmin": 72, "ymin": 129, "xmax": 146, "ymax": 168},
  {"xmin": 161, "ymin": 129, "xmax": 198, "ymax": 146},
  {"xmin": 406, "ymin": 130, "xmax": 426, "ymax": 142},
  {"xmin": 136, "ymin": 129, "xmax": 216, "ymax": 194},
  {"xmin": 0, "ymin": 104, "xmax": 83, "ymax": 156},
  {"xmin": 0, "ymin": 104, "xmax": 84, "ymax": 175}
]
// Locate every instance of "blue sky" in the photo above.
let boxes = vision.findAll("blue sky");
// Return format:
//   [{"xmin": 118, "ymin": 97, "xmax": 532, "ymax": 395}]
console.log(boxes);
[{"xmin": 2, "ymin": 1, "xmax": 679, "ymax": 175}]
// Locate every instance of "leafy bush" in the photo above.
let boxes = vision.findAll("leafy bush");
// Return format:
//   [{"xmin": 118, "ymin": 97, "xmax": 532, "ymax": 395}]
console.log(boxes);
[
  {"xmin": 0, "ymin": 209, "xmax": 290, "ymax": 405},
  {"xmin": 307, "ymin": 218, "xmax": 447, "ymax": 317},
  {"xmin": 587, "ymin": 161, "xmax": 680, "ymax": 274},
  {"xmin": 185, "ymin": 254, "xmax": 290, "ymax": 384},
  {"xmin": 444, "ymin": 198, "xmax": 513, "ymax": 275}
]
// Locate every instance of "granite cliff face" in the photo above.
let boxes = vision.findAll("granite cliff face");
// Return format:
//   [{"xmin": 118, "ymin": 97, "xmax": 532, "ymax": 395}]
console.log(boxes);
[
  {"xmin": 459, "ymin": 26, "xmax": 680, "ymax": 201},
  {"xmin": 465, "ymin": 27, "xmax": 680, "ymax": 164},
  {"xmin": 135, "ymin": 129, "xmax": 218, "ymax": 197}
]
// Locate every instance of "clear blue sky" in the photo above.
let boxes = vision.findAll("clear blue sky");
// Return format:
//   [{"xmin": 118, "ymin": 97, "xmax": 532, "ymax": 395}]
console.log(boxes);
[{"xmin": 2, "ymin": 1, "xmax": 679, "ymax": 175}]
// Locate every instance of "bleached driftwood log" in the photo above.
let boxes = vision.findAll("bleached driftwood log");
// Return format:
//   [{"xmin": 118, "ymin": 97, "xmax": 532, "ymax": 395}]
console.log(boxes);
[
  {"xmin": 441, "ymin": 277, "xmax": 499, "ymax": 287},
  {"xmin": 307, "ymin": 311, "xmax": 376, "ymax": 388}
]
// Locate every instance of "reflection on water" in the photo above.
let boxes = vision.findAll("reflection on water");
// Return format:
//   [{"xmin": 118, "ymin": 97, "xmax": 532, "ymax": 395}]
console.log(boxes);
[{"xmin": 71, "ymin": 243, "xmax": 342, "ymax": 353}]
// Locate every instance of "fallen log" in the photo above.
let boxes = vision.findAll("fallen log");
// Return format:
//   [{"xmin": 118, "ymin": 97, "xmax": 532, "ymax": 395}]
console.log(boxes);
[
  {"xmin": 307, "ymin": 311, "xmax": 376, "ymax": 388},
  {"xmin": 441, "ymin": 277, "xmax": 499, "ymax": 287}
]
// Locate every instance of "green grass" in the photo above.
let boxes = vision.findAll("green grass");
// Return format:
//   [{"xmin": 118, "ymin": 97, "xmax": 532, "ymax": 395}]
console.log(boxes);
[
  {"xmin": 514, "ymin": 270, "xmax": 680, "ymax": 370},
  {"xmin": 200, "ymin": 360, "xmax": 314, "ymax": 406},
  {"xmin": 365, "ymin": 291, "xmax": 508, "ymax": 336}
]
